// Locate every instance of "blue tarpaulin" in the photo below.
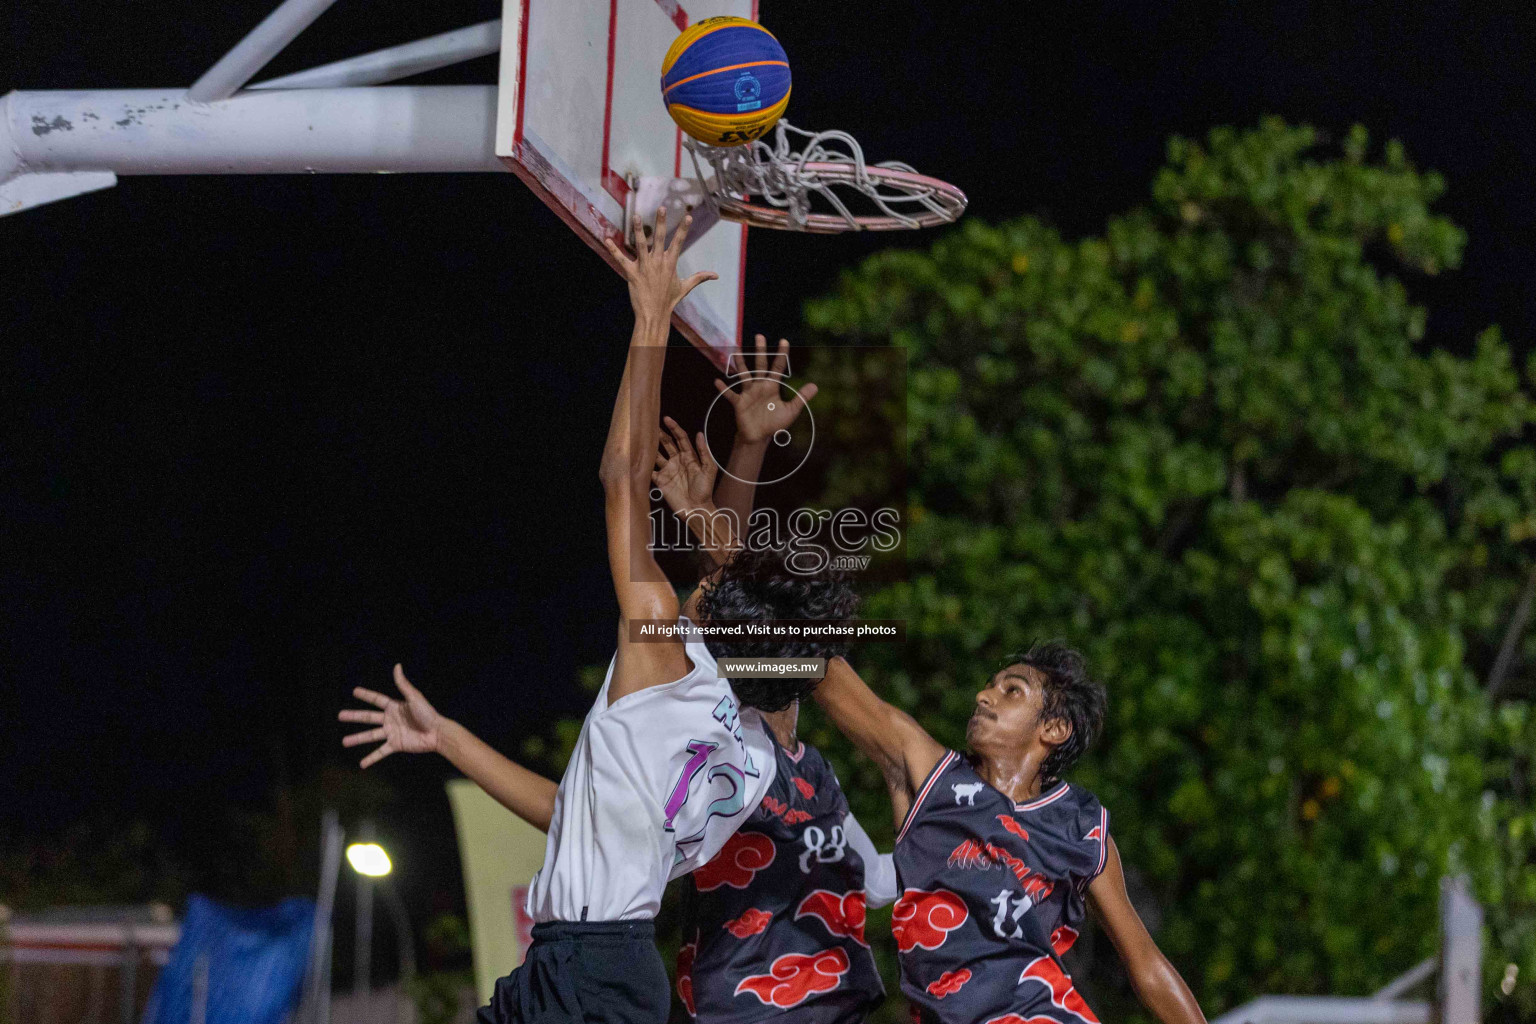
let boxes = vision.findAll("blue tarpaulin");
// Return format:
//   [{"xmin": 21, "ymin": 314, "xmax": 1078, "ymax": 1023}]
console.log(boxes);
[{"xmin": 144, "ymin": 894, "xmax": 316, "ymax": 1024}]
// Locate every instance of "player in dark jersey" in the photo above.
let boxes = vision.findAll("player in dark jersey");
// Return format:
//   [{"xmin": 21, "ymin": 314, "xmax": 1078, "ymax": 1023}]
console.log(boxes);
[
  {"xmin": 651, "ymin": 341, "xmax": 893, "ymax": 1024},
  {"xmin": 813, "ymin": 651, "xmax": 1207, "ymax": 1024},
  {"xmin": 675, "ymin": 698, "xmax": 894, "ymax": 1024}
]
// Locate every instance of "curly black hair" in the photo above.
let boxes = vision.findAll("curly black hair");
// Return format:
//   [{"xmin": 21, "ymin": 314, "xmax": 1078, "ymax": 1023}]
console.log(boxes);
[
  {"xmin": 695, "ymin": 545, "xmax": 860, "ymax": 712},
  {"xmin": 1002, "ymin": 641, "xmax": 1106, "ymax": 784}
]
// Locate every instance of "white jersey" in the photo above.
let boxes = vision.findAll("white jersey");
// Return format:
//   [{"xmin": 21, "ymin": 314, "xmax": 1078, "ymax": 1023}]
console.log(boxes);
[{"xmin": 525, "ymin": 618, "xmax": 777, "ymax": 922}]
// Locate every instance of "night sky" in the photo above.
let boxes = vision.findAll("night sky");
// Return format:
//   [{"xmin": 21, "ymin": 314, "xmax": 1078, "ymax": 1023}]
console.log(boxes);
[{"xmin": 5, "ymin": 0, "xmax": 1534, "ymax": 928}]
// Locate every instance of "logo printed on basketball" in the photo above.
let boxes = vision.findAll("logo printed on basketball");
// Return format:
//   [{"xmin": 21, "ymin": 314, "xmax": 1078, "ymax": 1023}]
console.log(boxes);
[{"xmin": 734, "ymin": 72, "xmax": 762, "ymax": 111}]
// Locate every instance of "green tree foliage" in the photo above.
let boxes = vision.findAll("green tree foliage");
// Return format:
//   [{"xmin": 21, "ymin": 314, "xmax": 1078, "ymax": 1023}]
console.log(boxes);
[
  {"xmin": 0, "ymin": 818, "xmax": 188, "ymax": 911},
  {"xmin": 802, "ymin": 119, "xmax": 1536, "ymax": 1018}
]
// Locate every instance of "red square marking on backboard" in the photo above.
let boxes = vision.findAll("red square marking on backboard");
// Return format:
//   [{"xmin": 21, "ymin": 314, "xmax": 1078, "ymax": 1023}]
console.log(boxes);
[{"xmin": 602, "ymin": 0, "xmax": 693, "ymax": 206}]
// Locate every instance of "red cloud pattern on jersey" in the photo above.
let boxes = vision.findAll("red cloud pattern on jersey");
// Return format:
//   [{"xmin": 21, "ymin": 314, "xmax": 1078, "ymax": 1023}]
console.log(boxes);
[
  {"xmin": 795, "ymin": 889, "xmax": 867, "ymax": 945},
  {"xmin": 793, "ymin": 776, "xmax": 816, "ymax": 799},
  {"xmin": 925, "ymin": 968, "xmax": 973, "ymax": 998},
  {"xmin": 1084, "ymin": 825, "xmax": 1103, "ymax": 842},
  {"xmin": 1051, "ymin": 925, "xmax": 1079, "ymax": 955},
  {"xmin": 1018, "ymin": 955, "xmax": 1100, "ymax": 1023},
  {"xmin": 984, "ymin": 1015, "xmax": 1058, "ymax": 1024},
  {"xmin": 734, "ymin": 948, "xmax": 850, "ymax": 1008},
  {"xmin": 891, "ymin": 889, "xmax": 968, "ymax": 952},
  {"xmin": 997, "ymin": 814, "xmax": 1031, "ymax": 841},
  {"xmin": 676, "ymin": 941, "xmax": 697, "ymax": 1017},
  {"xmin": 693, "ymin": 831, "xmax": 775, "ymax": 891},
  {"xmin": 723, "ymin": 907, "xmax": 773, "ymax": 938}
]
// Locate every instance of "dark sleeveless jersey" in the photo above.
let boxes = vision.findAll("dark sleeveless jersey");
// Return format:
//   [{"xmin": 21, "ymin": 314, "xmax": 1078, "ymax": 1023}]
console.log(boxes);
[
  {"xmin": 892, "ymin": 751, "xmax": 1108, "ymax": 1024},
  {"xmin": 676, "ymin": 739, "xmax": 885, "ymax": 1024}
]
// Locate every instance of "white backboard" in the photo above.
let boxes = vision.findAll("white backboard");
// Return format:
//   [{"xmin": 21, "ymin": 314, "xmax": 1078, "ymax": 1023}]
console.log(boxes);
[{"xmin": 496, "ymin": 0, "xmax": 756, "ymax": 368}]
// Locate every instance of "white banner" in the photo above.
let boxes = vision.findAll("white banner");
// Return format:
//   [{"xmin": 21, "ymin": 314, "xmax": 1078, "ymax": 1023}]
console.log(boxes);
[{"xmin": 446, "ymin": 779, "xmax": 548, "ymax": 1005}]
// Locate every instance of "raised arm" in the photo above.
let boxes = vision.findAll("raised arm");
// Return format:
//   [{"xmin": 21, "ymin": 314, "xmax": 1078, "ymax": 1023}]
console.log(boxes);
[
  {"xmin": 653, "ymin": 416, "xmax": 739, "ymax": 568},
  {"xmin": 711, "ymin": 335, "xmax": 817, "ymax": 528},
  {"xmin": 815, "ymin": 656, "xmax": 947, "ymax": 832},
  {"xmin": 341, "ymin": 665, "xmax": 559, "ymax": 832},
  {"xmin": 598, "ymin": 209, "xmax": 717, "ymax": 703},
  {"xmin": 1088, "ymin": 838, "xmax": 1207, "ymax": 1024}
]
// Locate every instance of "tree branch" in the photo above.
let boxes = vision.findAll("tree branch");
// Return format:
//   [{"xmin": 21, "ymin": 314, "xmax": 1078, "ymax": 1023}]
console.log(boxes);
[{"xmin": 1487, "ymin": 564, "xmax": 1536, "ymax": 702}]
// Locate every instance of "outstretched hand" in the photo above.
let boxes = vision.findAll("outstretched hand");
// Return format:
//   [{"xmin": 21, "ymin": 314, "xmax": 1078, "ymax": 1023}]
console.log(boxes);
[
  {"xmin": 653, "ymin": 415, "xmax": 718, "ymax": 515},
  {"xmin": 602, "ymin": 207, "xmax": 718, "ymax": 325},
  {"xmin": 718, "ymin": 335, "xmax": 818, "ymax": 443},
  {"xmin": 340, "ymin": 664, "xmax": 443, "ymax": 769}
]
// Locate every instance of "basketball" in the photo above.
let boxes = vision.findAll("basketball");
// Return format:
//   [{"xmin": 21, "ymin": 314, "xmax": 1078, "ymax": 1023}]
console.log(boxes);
[{"xmin": 660, "ymin": 17, "xmax": 791, "ymax": 147}]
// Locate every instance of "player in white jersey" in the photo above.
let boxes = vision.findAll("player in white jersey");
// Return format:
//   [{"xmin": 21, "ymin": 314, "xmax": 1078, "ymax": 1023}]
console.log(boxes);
[{"xmin": 339, "ymin": 208, "xmax": 858, "ymax": 1024}]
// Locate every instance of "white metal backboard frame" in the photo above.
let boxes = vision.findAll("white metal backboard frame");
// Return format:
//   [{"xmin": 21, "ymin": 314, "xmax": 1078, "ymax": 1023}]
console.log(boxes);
[{"xmin": 495, "ymin": 0, "xmax": 756, "ymax": 368}]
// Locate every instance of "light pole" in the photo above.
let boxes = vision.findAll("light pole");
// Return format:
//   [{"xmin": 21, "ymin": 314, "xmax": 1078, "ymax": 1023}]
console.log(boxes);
[
  {"xmin": 347, "ymin": 824, "xmax": 380, "ymax": 1004},
  {"xmin": 344, "ymin": 831, "xmax": 414, "ymax": 1024}
]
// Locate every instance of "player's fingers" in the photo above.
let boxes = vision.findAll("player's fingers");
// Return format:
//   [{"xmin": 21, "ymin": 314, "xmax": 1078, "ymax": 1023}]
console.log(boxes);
[
  {"xmin": 338, "ymin": 709, "xmax": 385, "ymax": 724},
  {"xmin": 770, "ymin": 338, "xmax": 791, "ymax": 376},
  {"xmin": 666, "ymin": 212, "xmax": 693, "ymax": 256},
  {"xmin": 359, "ymin": 743, "xmax": 394, "ymax": 769},
  {"xmin": 602, "ymin": 235, "xmax": 634, "ymax": 273},
  {"xmin": 353, "ymin": 686, "xmax": 392, "ymax": 710},
  {"xmin": 696, "ymin": 432, "xmax": 716, "ymax": 468},
  {"xmin": 650, "ymin": 206, "xmax": 668, "ymax": 256},
  {"xmin": 665, "ymin": 417, "xmax": 693, "ymax": 456},
  {"xmin": 787, "ymin": 381, "xmax": 819, "ymax": 414},
  {"xmin": 714, "ymin": 378, "xmax": 740, "ymax": 405},
  {"xmin": 676, "ymin": 271, "xmax": 718, "ymax": 302},
  {"xmin": 343, "ymin": 727, "xmax": 387, "ymax": 748},
  {"xmin": 630, "ymin": 214, "xmax": 648, "ymax": 258},
  {"xmin": 392, "ymin": 663, "xmax": 422, "ymax": 700}
]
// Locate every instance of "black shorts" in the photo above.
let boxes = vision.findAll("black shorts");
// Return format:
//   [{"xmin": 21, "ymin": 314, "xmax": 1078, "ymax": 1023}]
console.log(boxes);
[{"xmin": 477, "ymin": 920, "xmax": 670, "ymax": 1024}]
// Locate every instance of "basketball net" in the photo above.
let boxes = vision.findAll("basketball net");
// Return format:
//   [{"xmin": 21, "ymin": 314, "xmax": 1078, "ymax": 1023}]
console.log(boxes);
[{"xmin": 686, "ymin": 120, "xmax": 968, "ymax": 233}]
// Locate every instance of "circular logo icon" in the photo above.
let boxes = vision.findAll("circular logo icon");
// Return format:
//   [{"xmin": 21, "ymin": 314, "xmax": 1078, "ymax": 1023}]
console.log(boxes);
[
  {"xmin": 703, "ymin": 379, "xmax": 815, "ymax": 486},
  {"xmin": 734, "ymin": 72, "xmax": 762, "ymax": 102}
]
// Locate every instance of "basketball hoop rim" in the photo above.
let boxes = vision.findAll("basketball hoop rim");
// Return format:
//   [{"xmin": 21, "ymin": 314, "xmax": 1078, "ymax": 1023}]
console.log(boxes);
[{"xmin": 712, "ymin": 161, "xmax": 967, "ymax": 232}]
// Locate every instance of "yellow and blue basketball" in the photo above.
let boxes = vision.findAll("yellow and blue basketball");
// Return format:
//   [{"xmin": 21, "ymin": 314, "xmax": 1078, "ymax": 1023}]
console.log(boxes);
[{"xmin": 660, "ymin": 17, "xmax": 791, "ymax": 148}]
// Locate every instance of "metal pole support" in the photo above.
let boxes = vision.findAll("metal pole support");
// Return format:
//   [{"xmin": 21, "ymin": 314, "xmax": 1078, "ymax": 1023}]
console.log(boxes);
[{"xmin": 1438, "ymin": 875, "xmax": 1483, "ymax": 1024}]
